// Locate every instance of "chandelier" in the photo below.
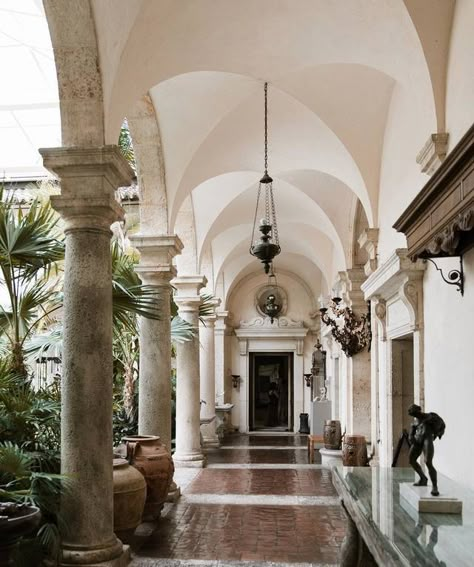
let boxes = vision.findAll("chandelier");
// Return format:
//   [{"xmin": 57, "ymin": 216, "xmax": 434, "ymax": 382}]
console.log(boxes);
[
  {"xmin": 319, "ymin": 297, "xmax": 371, "ymax": 357},
  {"xmin": 249, "ymin": 82, "xmax": 281, "ymax": 274},
  {"xmin": 261, "ymin": 266, "xmax": 282, "ymax": 324}
]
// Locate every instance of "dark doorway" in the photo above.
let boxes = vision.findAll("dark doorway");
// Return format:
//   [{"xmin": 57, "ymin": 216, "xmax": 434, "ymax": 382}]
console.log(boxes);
[{"xmin": 249, "ymin": 352, "xmax": 293, "ymax": 431}]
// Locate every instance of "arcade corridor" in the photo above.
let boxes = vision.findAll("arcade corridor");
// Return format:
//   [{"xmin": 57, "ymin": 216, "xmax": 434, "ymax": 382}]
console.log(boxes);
[{"xmin": 131, "ymin": 435, "xmax": 346, "ymax": 565}]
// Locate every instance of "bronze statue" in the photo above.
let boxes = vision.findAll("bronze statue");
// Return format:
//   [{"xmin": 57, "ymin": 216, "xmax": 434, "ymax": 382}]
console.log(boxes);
[{"xmin": 408, "ymin": 404, "xmax": 445, "ymax": 496}]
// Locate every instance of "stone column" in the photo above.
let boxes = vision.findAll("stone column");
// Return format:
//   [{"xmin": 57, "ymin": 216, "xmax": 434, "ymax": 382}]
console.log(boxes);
[
  {"xmin": 214, "ymin": 310, "xmax": 229, "ymax": 405},
  {"xmin": 199, "ymin": 299, "xmax": 221, "ymax": 448},
  {"xmin": 40, "ymin": 146, "xmax": 133, "ymax": 566},
  {"xmin": 129, "ymin": 235, "xmax": 183, "ymax": 450},
  {"xmin": 171, "ymin": 275, "xmax": 207, "ymax": 467}
]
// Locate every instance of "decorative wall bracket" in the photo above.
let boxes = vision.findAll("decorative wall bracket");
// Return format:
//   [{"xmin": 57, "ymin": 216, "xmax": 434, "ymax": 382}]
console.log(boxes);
[
  {"xmin": 320, "ymin": 298, "xmax": 371, "ymax": 357},
  {"xmin": 425, "ymin": 256, "xmax": 464, "ymax": 296},
  {"xmin": 231, "ymin": 374, "xmax": 241, "ymax": 389}
]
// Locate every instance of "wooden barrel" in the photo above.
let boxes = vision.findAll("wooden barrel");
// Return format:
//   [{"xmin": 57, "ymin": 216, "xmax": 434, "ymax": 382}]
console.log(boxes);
[
  {"xmin": 323, "ymin": 420, "xmax": 342, "ymax": 449},
  {"xmin": 342, "ymin": 435, "xmax": 369, "ymax": 466}
]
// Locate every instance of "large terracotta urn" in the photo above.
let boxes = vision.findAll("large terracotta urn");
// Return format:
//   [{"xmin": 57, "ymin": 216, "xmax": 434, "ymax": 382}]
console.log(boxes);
[
  {"xmin": 342, "ymin": 435, "xmax": 369, "ymax": 466},
  {"xmin": 0, "ymin": 503, "xmax": 41, "ymax": 567},
  {"xmin": 112, "ymin": 458, "xmax": 146, "ymax": 542},
  {"xmin": 323, "ymin": 420, "xmax": 342, "ymax": 449},
  {"xmin": 121, "ymin": 435, "xmax": 174, "ymax": 520}
]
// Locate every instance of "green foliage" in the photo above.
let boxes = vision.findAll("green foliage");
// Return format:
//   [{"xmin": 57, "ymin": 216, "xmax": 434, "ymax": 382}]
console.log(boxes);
[
  {"xmin": 118, "ymin": 120, "xmax": 136, "ymax": 171},
  {"xmin": 0, "ymin": 188, "xmax": 64, "ymax": 374},
  {"xmin": 0, "ymin": 442, "xmax": 71, "ymax": 565}
]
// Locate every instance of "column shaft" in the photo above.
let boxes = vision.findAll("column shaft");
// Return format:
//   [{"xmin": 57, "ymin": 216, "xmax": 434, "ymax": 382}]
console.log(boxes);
[
  {"xmin": 172, "ymin": 276, "xmax": 207, "ymax": 467},
  {"xmin": 199, "ymin": 302, "xmax": 220, "ymax": 447},
  {"xmin": 41, "ymin": 146, "xmax": 133, "ymax": 566},
  {"xmin": 138, "ymin": 282, "xmax": 172, "ymax": 447}
]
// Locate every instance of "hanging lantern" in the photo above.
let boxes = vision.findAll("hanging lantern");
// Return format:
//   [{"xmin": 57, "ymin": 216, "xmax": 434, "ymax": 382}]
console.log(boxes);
[
  {"xmin": 249, "ymin": 82, "xmax": 281, "ymax": 274},
  {"xmin": 262, "ymin": 266, "xmax": 282, "ymax": 324}
]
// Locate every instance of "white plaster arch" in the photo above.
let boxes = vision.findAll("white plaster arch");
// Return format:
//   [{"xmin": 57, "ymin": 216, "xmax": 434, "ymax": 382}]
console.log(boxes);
[
  {"xmin": 167, "ymin": 82, "xmax": 371, "ymax": 230},
  {"xmin": 193, "ymin": 174, "xmax": 346, "ymax": 268},
  {"xmin": 224, "ymin": 255, "xmax": 324, "ymax": 309},
  {"xmin": 101, "ymin": 0, "xmax": 437, "ymax": 146},
  {"xmin": 127, "ymin": 94, "xmax": 169, "ymax": 234},
  {"xmin": 44, "ymin": 0, "xmax": 105, "ymax": 146},
  {"xmin": 212, "ymin": 222, "xmax": 337, "ymax": 296}
]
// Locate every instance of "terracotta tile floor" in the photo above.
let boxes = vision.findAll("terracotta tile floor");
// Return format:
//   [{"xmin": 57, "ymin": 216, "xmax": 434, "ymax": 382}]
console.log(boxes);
[
  {"xmin": 187, "ymin": 468, "xmax": 336, "ymax": 496},
  {"xmin": 135, "ymin": 503, "xmax": 345, "ymax": 563},
  {"xmin": 206, "ymin": 448, "xmax": 313, "ymax": 465},
  {"xmin": 132, "ymin": 435, "xmax": 345, "ymax": 565},
  {"xmin": 222, "ymin": 434, "xmax": 307, "ymax": 447}
]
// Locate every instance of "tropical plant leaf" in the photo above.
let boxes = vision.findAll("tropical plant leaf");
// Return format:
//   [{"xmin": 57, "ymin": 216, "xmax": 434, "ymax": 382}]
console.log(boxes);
[{"xmin": 171, "ymin": 316, "xmax": 195, "ymax": 343}]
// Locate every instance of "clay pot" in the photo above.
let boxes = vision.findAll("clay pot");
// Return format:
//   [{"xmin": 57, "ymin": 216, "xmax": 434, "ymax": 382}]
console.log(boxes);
[
  {"xmin": 122, "ymin": 435, "xmax": 174, "ymax": 520},
  {"xmin": 0, "ymin": 504, "xmax": 40, "ymax": 567},
  {"xmin": 113, "ymin": 458, "xmax": 146, "ymax": 542},
  {"xmin": 323, "ymin": 420, "xmax": 342, "ymax": 449},
  {"xmin": 342, "ymin": 435, "xmax": 369, "ymax": 466}
]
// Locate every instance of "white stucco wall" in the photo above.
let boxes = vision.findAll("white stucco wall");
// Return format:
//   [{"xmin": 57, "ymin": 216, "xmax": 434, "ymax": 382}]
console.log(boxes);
[
  {"xmin": 445, "ymin": 0, "xmax": 474, "ymax": 148},
  {"xmin": 423, "ymin": 248, "xmax": 474, "ymax": 489},
  {"xmin": 226, "ymin": 271, "xmax": 319, "ymax": 431},
  {"xmin": 377, "ymin": 85, "xmax": 434, "ymax": 263}
]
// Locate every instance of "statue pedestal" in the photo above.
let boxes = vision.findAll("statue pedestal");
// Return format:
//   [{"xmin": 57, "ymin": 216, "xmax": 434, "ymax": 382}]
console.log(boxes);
[
  {"xmin": 319, "ymin": 448, "xmax": 343, "ymax": 468},
  {"xmin": 400, "ymin": 483, "xmax": 463, "ymax": 514},
  {"xmin": 310, "ymin": 400, "xmax": 331, "ymax": 435}
]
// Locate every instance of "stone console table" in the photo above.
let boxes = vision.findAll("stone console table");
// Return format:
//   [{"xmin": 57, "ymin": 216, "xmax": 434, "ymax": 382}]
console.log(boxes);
[{"xmin": 333, "ymin": 466, "xmax": 473, "ymax": 567}]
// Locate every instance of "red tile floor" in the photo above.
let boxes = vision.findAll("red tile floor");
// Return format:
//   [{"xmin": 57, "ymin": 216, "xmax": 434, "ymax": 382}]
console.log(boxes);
[{"xmin": 131, "ymin": 434, "xmax": 347, "ymax": 566}]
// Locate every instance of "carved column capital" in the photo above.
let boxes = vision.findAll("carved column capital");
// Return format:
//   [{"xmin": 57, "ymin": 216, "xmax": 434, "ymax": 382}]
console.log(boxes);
[
  {"xmin": 130, "ymin": 234, "xmax": 183, "ymax": 285},
  {"xmin": 171, "ymin": 275, "xmax": 207, "ymax": 314},
  {"xmin": 40, "ymin": 145, "xmax": 134, "ymax": 233}
]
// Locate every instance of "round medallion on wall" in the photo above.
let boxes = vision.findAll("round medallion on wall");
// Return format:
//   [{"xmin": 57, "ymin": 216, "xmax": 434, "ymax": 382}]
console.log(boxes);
[{"xmin": 255, "ymin": 284, "xmax": 288, "ymax": 318}]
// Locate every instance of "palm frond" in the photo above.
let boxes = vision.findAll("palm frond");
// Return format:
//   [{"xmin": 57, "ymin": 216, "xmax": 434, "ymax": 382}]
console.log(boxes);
[
  {"xmin": 0, "ymin": 442, "xmax": 33, "ymax": 483},
  {"xmin": 199, "ymin": 293, "xmax": 217, "ymax": 318},
  {"xmin": 171, "ymin": 316, "xmax": 195, "ymax": 343}
]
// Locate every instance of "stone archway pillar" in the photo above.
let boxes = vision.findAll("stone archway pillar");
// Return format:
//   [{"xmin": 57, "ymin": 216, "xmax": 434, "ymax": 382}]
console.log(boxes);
[
  {"xmin": 40, "ymin": 146, "xmax": 133, "ymax": 566},
  {"xmin": 129, "ymin": 235, "xmax": 183, "ymax": 448},
  {"xmin": 171, "ymin": 275, "xmax": 207, "ymax": 467},
  {"xmin": 199, "ymin": 299, "xmax": 221, "ymax": 448}
]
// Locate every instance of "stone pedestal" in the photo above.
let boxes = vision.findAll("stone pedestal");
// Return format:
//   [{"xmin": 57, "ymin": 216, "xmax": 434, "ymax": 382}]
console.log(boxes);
[
  {"xmin": 319, "ymin": 448, "xmax": 343, "ymax": 468},
  {"xmin": 215, "ymin": 403, "xmax": 234, "ymax": 440},
  {"xmin": 311, "ymin": 400, "xmax": 332, "ymax": 435},
  {"xmin": 40, "ymin": 146, "xmax": 133, "ymax": 566},
  {"xmin": 400, "ymin": 483, "xmax": 463, "ymax": 514},
  {"xmin": 199, "ymin": 299, "xmax": 221, "ymax": 448},
  {"xmin": 172, "ymin": 276, "xmax": 207, "ymax": 467}
]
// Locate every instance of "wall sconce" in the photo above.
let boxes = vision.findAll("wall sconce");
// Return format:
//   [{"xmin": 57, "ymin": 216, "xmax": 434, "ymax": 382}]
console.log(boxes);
[
  {"xmin": 231, "ymin": 374, "xmax": 241, "ymax": 389},
  {"xmin": 320, "ymin": 297, "xmax": 371, "ymax": 357},
  {"xmin": 303, "ymin": 373, "xmax": 313, "ymax": 388}
]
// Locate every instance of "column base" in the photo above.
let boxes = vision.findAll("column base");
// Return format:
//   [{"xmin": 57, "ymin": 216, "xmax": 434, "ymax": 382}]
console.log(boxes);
[
  {"xmin": 61, "ymin": 540, "xmax": 130, "ymax": 566},
  {"xmin": 173, "ymin": 452, "xmax": 206, "ymax": 468},
  {"xmin": 202, "ymin": 434, "xmax": 221, "ymax": 449},
  {"xmin": 166, "ymin": 480, "xmax": 181, "ymax": 502}
]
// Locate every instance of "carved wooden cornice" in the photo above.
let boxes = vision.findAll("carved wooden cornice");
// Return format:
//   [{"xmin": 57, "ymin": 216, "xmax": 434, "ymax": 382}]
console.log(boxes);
[{"xmin": 394, "ymin": 123, "xmax": 474, "ymax": 259}]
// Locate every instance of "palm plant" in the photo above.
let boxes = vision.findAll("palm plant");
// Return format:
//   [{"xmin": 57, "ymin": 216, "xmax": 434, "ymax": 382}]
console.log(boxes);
[
  {"xmin": 0, "ymin": 188, "xmax": 64, "ymax": 375},
  {"xmin": 0, "ymin": 441, "xmax": 71, "ymax": 565}
]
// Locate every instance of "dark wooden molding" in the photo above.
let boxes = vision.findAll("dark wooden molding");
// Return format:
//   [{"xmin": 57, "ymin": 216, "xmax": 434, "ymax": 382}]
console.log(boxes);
[{"xmin": 394, "ymin": 123, "xmax": 474, "ymax": 259}]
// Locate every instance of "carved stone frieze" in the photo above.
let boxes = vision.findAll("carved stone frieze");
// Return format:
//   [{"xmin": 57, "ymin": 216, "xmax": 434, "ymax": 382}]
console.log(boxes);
[
  {"xmin": 425, "ymin": 206, "xmax": 474, "ymax": 256},
  {"xmin": 395, "ymin": 123, "xmax": 474, "ymax": 259},
  {"xmin": 239, "ymin": 316, "xmax": 304, "ymax": 328}
]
